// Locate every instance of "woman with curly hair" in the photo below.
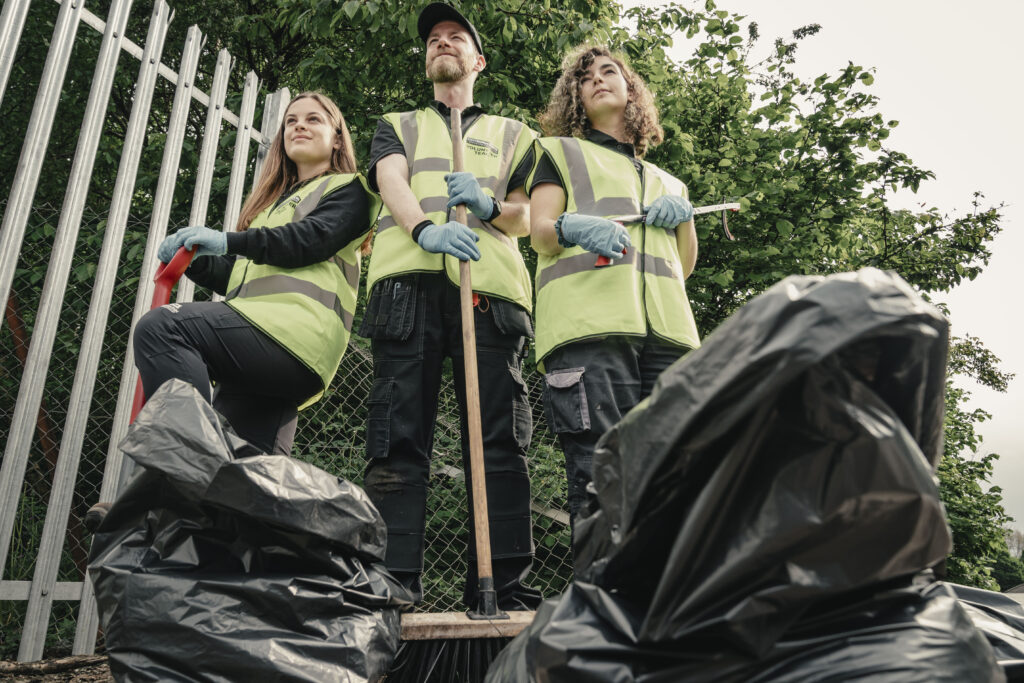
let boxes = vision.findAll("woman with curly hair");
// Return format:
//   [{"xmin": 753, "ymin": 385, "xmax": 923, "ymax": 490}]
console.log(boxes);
[{"xmin": 527, "ymin": 45, "xmax": 701, "ymax": 538}]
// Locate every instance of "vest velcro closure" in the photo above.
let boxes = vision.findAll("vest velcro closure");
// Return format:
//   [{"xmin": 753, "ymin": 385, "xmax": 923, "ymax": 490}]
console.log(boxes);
[{"xmin": 227, "ymin": 273, "xmax": 354, "ymax": 331}]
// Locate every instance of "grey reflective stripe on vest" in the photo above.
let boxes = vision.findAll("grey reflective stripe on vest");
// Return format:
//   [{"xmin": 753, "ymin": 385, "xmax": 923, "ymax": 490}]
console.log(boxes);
[
  {"xmin": 641, "ymin": 252, "xmax": 679, "ymax": 279},
  {"xmin": 411, "ymin": 157, "xmax": 450, "ymax": 174},
  {"xmin": 562, "ymin": 138, "xmax": 642, "ymax": 216},
  {"xmin": 226, "ymin": 274, "xmax": 354, "ymax": 330},
  {"xmin": 377, "ymin": 196, "xmax": 451, "ymax": 233},
  {"xmin": 331, "ymin": 255, "xmax": 360, "ymax": 290},
  {"xmin": 538, "ymin": 249, "xmax": 637, "ymax": 290},
  {"xmin": 537, "ymin": 248, "xmax": 679, "ymax": 291},
  {"xmin": 491, "ymin": 120, "xmax": 525, "ymax": 200},
  {"xmin": 400, "ymin": 111, "xmax": 419, "ymax": 161},
  {"xmin": 293, "ymin": 177, "xmax": 331, "ymax": 222}
]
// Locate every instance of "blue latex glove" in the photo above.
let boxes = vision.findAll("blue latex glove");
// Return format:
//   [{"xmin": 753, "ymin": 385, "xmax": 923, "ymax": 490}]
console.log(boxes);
[
  {"xmin": 157, "ymin": 233, "xmax": 183, "ymax": 263},
  {"xmin": 417, "ymin": 221, "xmax": 481, "ymax": 261},
  {"xmin": 179, "ymin": 226, "xmax": 227, "ymax": 257},
  {"xmin": 644, "ymin": 195, "xmax": 694, "ymax": 228},
  {"xmin": 558, "ymin": 213, "xmax": 631, "ymax": 259},
  {"xmin": 158, "ymin": 226, "xmax": 225, "ymax": 262},
  {"xmin": 445, "ymin": 172, "xmax": 495, "ymax": 220}
]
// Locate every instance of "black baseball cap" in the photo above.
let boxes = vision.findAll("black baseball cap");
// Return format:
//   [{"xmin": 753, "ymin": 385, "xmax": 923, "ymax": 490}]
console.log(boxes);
[{"xmin": 417, "ymin": 3, "xmax": 483, "ymax": 56}]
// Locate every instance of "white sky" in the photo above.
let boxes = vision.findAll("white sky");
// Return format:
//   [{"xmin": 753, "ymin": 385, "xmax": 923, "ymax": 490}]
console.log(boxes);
[{"xmin": 629, "ymin": 0, "xmax": 1024, "ymax": 524}]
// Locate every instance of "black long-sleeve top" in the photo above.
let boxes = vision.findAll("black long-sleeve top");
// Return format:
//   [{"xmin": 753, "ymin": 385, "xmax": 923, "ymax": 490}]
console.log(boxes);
[{"xmin": 186, "ymin": 177, "xmax": 371, "ymax": 295}]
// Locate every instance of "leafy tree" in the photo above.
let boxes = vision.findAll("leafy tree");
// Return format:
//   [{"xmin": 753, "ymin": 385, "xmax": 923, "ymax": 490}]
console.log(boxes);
[{"xmin": 991, "ymin": 548, "xmax": 1024, "ymax": 592}]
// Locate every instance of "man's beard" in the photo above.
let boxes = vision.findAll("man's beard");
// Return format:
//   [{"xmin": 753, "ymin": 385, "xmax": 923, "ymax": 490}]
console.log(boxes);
[{"xmin": 427, "ymin": 54, "xmax": 472, "ymax": 83}]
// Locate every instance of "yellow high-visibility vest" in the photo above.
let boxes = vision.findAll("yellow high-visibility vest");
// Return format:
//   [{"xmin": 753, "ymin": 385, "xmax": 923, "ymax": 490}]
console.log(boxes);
[
  {"xmin": 528, "ymin": 137, "xmax": 701, "ymax": 367},
  {"xmin": 226, "ymin": 173, "xmax": 381, "ymax": 409},
  {"xmin": 366, "ymin": 108, "xmax": 535, "ymax": 312}
]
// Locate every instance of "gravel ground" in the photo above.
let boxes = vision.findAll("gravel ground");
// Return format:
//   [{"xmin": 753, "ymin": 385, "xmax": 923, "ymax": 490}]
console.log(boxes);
[{"xmin": 0, "ymin": 656, "xmax": 112, "ymax": 682}]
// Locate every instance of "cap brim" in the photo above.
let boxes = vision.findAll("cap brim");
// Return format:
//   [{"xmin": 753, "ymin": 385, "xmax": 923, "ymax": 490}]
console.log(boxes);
[{"xmin": 417, "ymin": 3, "xmax": 483, "ymax": 55}]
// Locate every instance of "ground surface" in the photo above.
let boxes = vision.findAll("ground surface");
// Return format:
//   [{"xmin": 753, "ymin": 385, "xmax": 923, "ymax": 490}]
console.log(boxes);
[{"xmin": 0, "ymin": 656, "xmax": 112, "ymax": 682}]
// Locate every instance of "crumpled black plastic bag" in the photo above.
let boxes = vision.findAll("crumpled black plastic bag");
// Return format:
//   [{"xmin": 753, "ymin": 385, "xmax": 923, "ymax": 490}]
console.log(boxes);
[
  {"xmin": 488, "ymin": 269, "xmax": 1003, "ymax": 681},
  {"xmin": 89, "ymin": 379, "xmax": 413, "ymax": 682},
  {"xmin": 952, "ymin": 583, "xmax": 1024, "ymax": 679}
]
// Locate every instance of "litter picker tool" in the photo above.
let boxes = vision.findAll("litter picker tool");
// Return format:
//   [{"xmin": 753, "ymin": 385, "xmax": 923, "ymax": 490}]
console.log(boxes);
[
  {"xmin": 128, "ymin": 245, "xmax": 195, "ymax": 422},
  {"xmin": 594, "ymin": 201, "xmax": 741, "ymax": 266}
]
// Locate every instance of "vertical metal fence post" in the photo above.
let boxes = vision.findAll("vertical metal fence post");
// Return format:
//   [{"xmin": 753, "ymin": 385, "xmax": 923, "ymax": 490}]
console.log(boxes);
[
  {"xmin": 58, "ymin": 0, "xmax": 172, "ymax": 656},
  {"xmin": 251, "ymin": 87, "xmax": 290, "ymax": 187},
  {"xmin": 175, "ymin": 47, "xmax": 231, "ymax": 304},
  {"xmin": 222, "ymin": 71, "xmax": 259, "ymax": 233},
  {"xmin": 0, "ymin": 0, "xmax": 84, "ymax": 321},
  {"xmin": 0, "ymin": 0, "xmax": 86, "ymax": 583},
  {"xmin": 0, "ymin": 0, "xmax": 31, "ymax": 106},
  {"xmin": 13, "ymin": 0, "xmax": 135, "ymax": 659},
  {"xmin": 211, "ymin": 70, "xmax": 258, "ymax": 303},
  {"xmin": 108, "ymin": 23, "xmax": 203, "ymax": 490}
]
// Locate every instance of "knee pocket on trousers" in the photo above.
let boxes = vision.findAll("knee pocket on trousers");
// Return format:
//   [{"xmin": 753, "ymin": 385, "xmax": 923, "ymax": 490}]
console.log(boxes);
[
  {"xmin": 366, "ymin": 377, "xmax": 395, "ymax": 458},
  {"xmin": 510, "ymin": 366, "xmax": 533, "ymax": 450},
  {"xmin": 543, "ymin": 367, "xmax": 591, "ymax": 434}
]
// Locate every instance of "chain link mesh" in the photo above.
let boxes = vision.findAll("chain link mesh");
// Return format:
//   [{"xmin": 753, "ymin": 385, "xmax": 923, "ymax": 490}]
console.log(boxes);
[{"xmin": 1, "ymin": 202, "xmax": 572, "ymax": 656}]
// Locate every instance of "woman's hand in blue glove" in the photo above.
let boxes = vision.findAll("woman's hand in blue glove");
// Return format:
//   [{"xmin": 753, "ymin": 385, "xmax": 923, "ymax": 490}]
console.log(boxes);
[
  {"xmin": 445, "ymin": 172, "xmax": 495, "ymax": 220},
  {"xmin": 558, "ymin": 214, "xmax": 631, "ymax": 259},
  {"xmin": 180, "ymin": 226, "xmax": 227, "ymax": 257},
  {"xmin": 417, "ymin": 221, "xmax": 481, "ymax": 261},
  {"xmin": 158, "ymin": 226, "xmax": 225, "ymax": 262},
  {"xmin": 645, "ymin": 195, "xmax": 694, "ymax": 228}
]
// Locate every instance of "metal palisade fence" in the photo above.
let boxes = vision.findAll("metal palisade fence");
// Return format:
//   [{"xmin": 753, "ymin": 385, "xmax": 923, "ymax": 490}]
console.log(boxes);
[{"xmin": 0, "ymin": 0, "xmax": 572, "ymax": 662}]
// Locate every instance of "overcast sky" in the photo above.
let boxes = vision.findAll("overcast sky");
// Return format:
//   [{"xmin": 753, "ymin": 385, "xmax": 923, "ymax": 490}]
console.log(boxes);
[{"xmin": 633, "ymin": 0, "xmax": 1024, "ymax": 524}]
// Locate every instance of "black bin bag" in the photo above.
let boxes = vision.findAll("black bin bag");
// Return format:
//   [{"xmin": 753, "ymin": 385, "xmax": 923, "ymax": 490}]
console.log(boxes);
[
  {"xmin": 488, "ymin": 268, "xmax": 1004, "ymax": 682},
  {"xmin": 89, "ymin": 379, "xmax": 413, "ymax": 682}
]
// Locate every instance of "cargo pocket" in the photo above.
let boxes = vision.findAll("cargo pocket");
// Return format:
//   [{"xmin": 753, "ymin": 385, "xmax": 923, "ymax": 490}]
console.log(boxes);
[
  {"xmin": 365, "ymin": 377, "xmax": 394, "ymax": 459},
  {"xmin": 357, "ymin": 276, "xmax": 417, "ymax": 340},
  {"xmin": 490, "ymin": 298, "xmax": 534, "ymax": 339},
  {"xmin": 510, "ymin": 366, "xmax": 533, "ymax": 450},
  {"xmin": 542, "ymin": 367, "xmax": 590, "ymax": 434}
]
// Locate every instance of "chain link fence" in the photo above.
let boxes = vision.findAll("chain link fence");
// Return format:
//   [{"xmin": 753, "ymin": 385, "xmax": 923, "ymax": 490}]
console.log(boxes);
[{"xmin": 1, "ymin": 202, "xmax": 572, "ymax": 656}]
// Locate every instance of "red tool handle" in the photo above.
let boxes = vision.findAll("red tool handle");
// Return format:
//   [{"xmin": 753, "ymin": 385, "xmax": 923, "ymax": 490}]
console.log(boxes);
[
  {"xmin": 595, "ymin": 252, "xmax": 624, "ymax": 267},
  {"xmin": 595, "ymin": 220, "xmax": 627, "ymax": 267},
  {"xmin": 129, "ymin": 246, "xmax": 196, "ymax": 423}
]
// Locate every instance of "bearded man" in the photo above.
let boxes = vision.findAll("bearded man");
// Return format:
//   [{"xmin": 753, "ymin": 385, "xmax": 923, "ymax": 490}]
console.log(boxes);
[{"xmin": 357, "ymin": 3, "xmax": 541, "ymax": 611}]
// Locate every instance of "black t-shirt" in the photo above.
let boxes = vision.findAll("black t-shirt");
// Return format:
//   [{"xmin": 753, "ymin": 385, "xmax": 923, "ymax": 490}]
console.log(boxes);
[
  {"xmin": 186, "ymin": 176, "xmax": 371, "ymax": 295},
  {"xmin": 367, "ymin": 101, "xmax": 534, "ymax": 195},
  {"xmin": 528, "ymin": 129, "xmax": 644, "ymax": 195}
]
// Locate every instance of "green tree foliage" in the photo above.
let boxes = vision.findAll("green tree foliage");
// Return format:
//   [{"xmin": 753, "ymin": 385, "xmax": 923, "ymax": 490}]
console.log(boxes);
[{"xmin": 991, "ymin": 547, "xmax": 1024, "ymax": 592}]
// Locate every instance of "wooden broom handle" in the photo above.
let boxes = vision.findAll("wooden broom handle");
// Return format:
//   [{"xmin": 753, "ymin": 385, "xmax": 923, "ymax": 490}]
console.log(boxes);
[{"xmin": 451, "ymin": 108, "xmax": 494, "ymax": 584}]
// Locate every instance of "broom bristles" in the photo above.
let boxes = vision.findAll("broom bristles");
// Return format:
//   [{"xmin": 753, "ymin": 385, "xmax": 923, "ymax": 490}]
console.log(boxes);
[{"xmin": 386, "ymin": 637, "xmax": 510, "ymax": 683}]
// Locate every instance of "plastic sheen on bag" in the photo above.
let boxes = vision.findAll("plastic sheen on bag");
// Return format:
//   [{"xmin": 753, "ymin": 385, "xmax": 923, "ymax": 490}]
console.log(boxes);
[
  {"xmin": 488, "ymin": 269, "xmax": 1005, "ymax": 682},
  {"xmin": 89, "ymin": 379, "xmax": 413, "ymax": 682}
]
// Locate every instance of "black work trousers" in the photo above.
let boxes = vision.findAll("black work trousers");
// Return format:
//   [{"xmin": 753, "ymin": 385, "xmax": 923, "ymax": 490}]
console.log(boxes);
[
  {"xmin": 542, "ymin": 336, "xmax": 689, "ymax": 534},
  {"xmin": 360, "ymin": 273, "xmax": 540, "ymax": 610},
  {"xmin": 133, "ymin": 302, "xmax": 321, "ymax": 455}
]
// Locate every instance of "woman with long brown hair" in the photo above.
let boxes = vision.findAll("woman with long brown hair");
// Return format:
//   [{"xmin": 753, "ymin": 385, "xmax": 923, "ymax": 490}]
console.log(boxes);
[
  {"xmin": 527, "ymin": 45, "xmax": 701, "ymax": 539},
  {"xmin": 133, "ymin": 91, "xmax": 380, "ymax": 455}
]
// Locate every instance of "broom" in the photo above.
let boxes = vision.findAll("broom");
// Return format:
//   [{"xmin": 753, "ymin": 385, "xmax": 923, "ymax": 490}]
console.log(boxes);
[{"xmin": 386, "ymin": 108, "xmax": 535, "ymax": 682}]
